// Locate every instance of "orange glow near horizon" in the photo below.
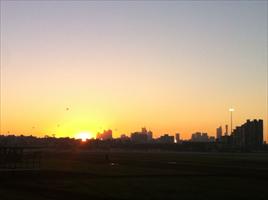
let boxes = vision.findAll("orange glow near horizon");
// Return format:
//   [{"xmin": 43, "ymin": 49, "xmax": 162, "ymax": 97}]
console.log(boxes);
[
  {"xmin": 0, "ymin": 1, "xmax": 267, "ymax": 141},
  {"xmin": 75, "ymin": 132, "xmax": 94, "ymax": 142}
]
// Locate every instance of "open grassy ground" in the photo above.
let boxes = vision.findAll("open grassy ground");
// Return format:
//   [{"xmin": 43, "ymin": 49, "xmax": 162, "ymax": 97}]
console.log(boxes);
[{"xmin": 1, "ymin": 151, "xmax": 268, "ymax": 200}]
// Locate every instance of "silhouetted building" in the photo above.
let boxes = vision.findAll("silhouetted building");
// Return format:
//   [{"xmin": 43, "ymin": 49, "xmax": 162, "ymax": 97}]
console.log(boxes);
[
  {"xmin": 209, "ymin": 136, "xmax": 216, "ymax": 142},
  {"xmin": 216, "ymin": 126, "xmax": 222, "ymax": 142},
  {"xmin": 225, "ymin": 125, "xmax": 228, "ymax": 136},
  {"xmin": 141, "ymin": 127, "xmax": 147, "ymax": 133},
  {"xmin": 221, "ymin": 135, "xmax": 232, "ymax": 145},
  {"xmin": 130, "ymin": 128, "xmax": 153, "ymax": 143},
  {"xmin": 156, "ymin": 134, "xmax": 174, "ymax": 144},
  {"xmin": 175, "ymin": 133, "xmax": 180, "ymax": 143},
  {"xmin": 120, "ymin": 134, "xmax": 129, "ymax": 140},
  {"xmin": 191, "ymin": 132, "xmax": 209, "ymax": 142},
  {"xmin": 147, "ymin": 130, "xmax": 153, "ymax": 141},
  {"xmin": 96, "ymin": 129, "xmax": 113, "ymax": 140},
  {"xmin": 142, "ymin": 127, "xmax": 153, "ymax": 141},
  {"xmin": 131, "ymin": 132, "xmax": 148, "ymax": 143},
  {"xmin": 231, "ymin": 119, "xmax": 263, "ymax": 148}
]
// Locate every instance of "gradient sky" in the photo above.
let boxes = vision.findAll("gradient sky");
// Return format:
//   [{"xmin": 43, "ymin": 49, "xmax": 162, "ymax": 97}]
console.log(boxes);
[{"xmin": 0, "ymin": 1, "xmax": 267, "ymax": 140}]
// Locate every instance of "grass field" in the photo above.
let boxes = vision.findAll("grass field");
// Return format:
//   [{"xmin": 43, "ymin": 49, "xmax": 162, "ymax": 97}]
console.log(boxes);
[{"xmin": 1, "ymin": 151, "xmax": 268, "ymax": 200}]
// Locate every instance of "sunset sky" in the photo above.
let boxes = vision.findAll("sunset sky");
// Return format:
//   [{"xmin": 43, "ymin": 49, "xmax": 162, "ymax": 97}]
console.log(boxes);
[{"xmin": 0, "ymin": 1, "xmax": 267, "ymax": 140}]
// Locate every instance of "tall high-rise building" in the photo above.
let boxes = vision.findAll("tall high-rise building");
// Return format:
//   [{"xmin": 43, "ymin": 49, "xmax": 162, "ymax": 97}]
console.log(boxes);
[
  {"xmin": 231, "ymin": 119, "xmax": 263, "ymax": 148},
  {"xmin": 216, "ymin": 126, "xmax": 222, "ymax": 141},
  {"xmin": 225, "ymin": 125, "xmax": 228, "ymax": 136},
  {"xmin": 147, "ymin": 130, "xmax": 153, "ymax": 141},
  {"xmin": 175, "ymin": 133, "xmax": 180, "ymax": 143}
]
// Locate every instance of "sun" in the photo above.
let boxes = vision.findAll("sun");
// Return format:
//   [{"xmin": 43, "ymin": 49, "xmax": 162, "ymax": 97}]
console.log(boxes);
[{"xmin": 75, "ymin": 132, "xmax": 93, "ymax": 142}]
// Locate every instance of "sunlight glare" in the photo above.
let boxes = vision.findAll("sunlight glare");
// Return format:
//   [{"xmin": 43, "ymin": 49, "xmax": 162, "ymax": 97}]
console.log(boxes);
[{"xmin": 75, "ymin": 132, "xmax": 93, "ymax": 142}]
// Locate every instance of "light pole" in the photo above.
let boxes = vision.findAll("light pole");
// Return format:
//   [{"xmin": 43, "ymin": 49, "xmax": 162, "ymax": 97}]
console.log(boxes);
[{"xmin": 229, "ymin": 108, "xmax": 234, "ymax": 134}]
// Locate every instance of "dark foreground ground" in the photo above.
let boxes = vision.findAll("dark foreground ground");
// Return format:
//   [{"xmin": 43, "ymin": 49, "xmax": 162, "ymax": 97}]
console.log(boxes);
[{"xmin": 1, "ymin": 151, "xmax": 268, "ymax": 200}]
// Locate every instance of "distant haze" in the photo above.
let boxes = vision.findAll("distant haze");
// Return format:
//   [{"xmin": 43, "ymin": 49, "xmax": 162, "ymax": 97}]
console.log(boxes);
[{"xmin": 0, "ymin": 1, "xmax": 267, "ymax": 140}]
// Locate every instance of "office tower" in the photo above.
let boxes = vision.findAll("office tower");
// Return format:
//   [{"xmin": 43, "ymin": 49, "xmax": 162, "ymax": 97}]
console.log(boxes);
[
  {"xmin": 175, "ymin": 133, "xmax": 180, "ymax": 143},
  {"xmin": 216, "ymin": 126, "xmax": 222, "ymax": 141},
  {"xmin": 225, "ymin": 125, "xmax": 228, "ymax": 136}
]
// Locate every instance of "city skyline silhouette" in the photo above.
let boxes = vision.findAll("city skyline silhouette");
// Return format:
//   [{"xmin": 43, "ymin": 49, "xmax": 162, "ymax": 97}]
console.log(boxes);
[{"xmin": 0, "ymin": 1, "xmax": 268, "ymax": 200}]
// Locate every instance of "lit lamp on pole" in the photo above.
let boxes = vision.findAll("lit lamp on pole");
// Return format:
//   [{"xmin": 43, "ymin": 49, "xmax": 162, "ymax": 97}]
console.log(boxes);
[{"xmin": 229, "ymin": 108, "xmax": 234, "ymax": 134}]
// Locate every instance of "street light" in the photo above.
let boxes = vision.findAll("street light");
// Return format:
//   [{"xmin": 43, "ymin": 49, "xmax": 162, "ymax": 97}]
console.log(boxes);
[{"xmin": 229, "ymin": 108, "xmax": 234, "ymax": 134}]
